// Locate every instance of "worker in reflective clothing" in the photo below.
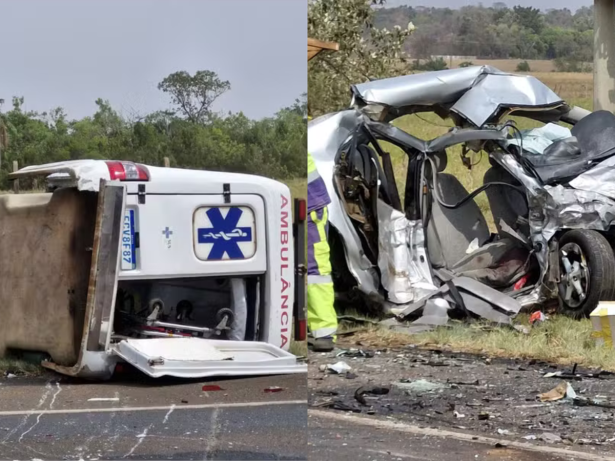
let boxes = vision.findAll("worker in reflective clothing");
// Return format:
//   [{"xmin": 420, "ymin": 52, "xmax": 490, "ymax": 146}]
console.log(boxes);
[{"xmin": 307, "ymin": 152, "xmax": 337, "ymax": 352}]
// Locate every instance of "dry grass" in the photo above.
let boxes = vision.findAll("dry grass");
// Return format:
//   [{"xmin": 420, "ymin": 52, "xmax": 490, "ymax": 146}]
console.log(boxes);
[
  {"xmin": 290, "ymin": 339, "xmax": 308, "ymax": 358},
  {"xmin": 341, "ymin": 314, "xmax": 615, "ymax": 371},
  {"xmin": 285, "ymin": 177, "xmax": 306, "ymax": 200},
  {"xmin": 0, "ymin": 357, "xmax": 46, "ymax": 375},
  {"xmin": 450, "ymin": 58, "xmax": 557, "ymax": 73}
]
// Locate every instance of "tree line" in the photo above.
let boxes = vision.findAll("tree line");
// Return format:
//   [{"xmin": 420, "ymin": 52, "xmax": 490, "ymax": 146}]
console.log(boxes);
[
  {"xmin": 0, "ymin": 70, "xmax": 307, "ymax": 190},
  {"xmin": 375, "ymin": 4, "xmax": 594, "ymax": 71},
  {"xmin": 308, "ymin": 1, "xmax": 594, "ymax": 117}
]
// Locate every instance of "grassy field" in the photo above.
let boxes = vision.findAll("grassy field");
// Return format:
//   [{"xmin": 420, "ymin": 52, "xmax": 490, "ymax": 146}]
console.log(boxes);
[
  {"xmin": 285, "ymin": 177, "xmax": 306, "ymax": 200},
  {"xmin": 450, "ymin": 58, "xmax": 557, "ymax": 73},
  {"xmin": 343, "ymin": 314, "xmax": 615, "ymax": 371}
]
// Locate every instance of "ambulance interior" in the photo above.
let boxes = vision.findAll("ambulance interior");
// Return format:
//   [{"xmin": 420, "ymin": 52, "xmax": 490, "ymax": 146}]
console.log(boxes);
[{"xmin": 113, "ymin": 276, "xmax": 262, "ymax": 343}]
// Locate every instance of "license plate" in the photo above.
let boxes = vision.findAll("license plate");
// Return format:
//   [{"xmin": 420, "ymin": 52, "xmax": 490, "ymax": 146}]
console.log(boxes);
[{"xmin": 121, "ymin": 208, "xmax": 136, "ymax": 270}]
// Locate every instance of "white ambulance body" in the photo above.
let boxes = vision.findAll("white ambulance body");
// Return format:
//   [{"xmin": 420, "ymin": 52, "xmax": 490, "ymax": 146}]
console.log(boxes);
[{"xmin": 3, "ymin": 160, "xmax": 307, "ymax": 379}]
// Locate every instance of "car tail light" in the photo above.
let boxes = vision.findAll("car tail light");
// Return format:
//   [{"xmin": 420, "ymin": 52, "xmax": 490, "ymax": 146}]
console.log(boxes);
[
  {"xmin": 106, "ymin": 161, "xmax": 150, "ymax": 181},
  {"xmin": 295, "ymin": 198, "xmax": 306, "ymax": 222}
]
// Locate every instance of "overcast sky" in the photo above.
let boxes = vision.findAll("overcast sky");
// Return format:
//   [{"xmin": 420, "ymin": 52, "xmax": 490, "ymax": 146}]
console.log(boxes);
[
  {"xmin": 385, "ymin": 0, "xmax": 593, "ymax": 11},
  {"xmin": 0, "ymin": 0, "xmax": 307, "ymax": 120}
]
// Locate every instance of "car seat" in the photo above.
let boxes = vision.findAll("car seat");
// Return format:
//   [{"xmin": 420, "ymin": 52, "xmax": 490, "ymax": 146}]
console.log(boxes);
[{"xmin": 424, "ymin": 151, "xmax": 530, "ymax": 288}]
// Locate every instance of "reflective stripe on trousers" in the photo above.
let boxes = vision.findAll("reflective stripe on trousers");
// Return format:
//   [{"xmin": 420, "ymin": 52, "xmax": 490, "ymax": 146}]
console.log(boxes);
[{"xmin": 307, "ymin": 206, "xmax": 337, "ymax": 339}]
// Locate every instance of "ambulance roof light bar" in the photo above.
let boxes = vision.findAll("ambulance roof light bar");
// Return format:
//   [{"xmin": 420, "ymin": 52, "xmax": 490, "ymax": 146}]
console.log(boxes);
[{"xmin": 106, "ymin": 161, "xmax": 150, "ymax": 181}]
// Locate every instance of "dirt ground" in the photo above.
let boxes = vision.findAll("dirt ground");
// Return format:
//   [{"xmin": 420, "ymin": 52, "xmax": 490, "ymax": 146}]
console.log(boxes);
[{"xmin": 308, "ymin": 337, "xmax": 615, "ymax": 455}]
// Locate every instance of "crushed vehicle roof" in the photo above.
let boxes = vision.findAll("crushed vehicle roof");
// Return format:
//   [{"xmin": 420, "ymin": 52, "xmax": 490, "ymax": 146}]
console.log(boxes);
[{"xmin": 351, "ymin": 65, "xmax": 570, "ymax": 127}]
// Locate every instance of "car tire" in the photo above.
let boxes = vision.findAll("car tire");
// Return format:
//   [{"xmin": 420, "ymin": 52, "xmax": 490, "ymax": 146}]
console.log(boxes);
[{"xmin": 558, "ymin": 230, "xmax": 615, "ymax": 319}]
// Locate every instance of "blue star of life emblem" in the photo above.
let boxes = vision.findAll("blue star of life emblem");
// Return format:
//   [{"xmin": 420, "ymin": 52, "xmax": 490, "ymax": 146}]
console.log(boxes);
[{"xmin": 196, "ymin": 207, "xmax": 253, "ymax": 260}]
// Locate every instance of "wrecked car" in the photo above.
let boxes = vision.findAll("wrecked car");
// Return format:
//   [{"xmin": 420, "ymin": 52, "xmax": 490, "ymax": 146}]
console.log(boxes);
[
  {"xmin": 309, "ymin": 65, "xmax": 615, "ymax": 329},
  {"xmin": 1, "ymin": 160, "xmax": 307, "ymax": 379}
]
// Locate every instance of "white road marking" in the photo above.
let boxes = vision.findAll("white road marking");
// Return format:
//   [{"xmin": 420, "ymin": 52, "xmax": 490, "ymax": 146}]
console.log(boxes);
[
  {"xmin": 0, "ymin": 400, "xmax": 305, "ymax": 417},
  {"xmin": 87, "ymin": 398, "xmax": 120, "ymax": 402},
  {"xmin": 310, "ymin": 409, "xmax": 615, "ymax": 461},
  {"xmin": 17, "ymin": 382, "xmax": 53, "ymax": 443},
  {"xmin": 162, "ymin": 404, "xmax": 176, "ymax": 424},
  {"xmin": 2, "ymin": 382, "xmax": 52, "ymax": 443},
  {"xmin": 49, "ymin": 382, "xmax": 62, "ymax": 409},
  {"xmin": 123, "ymin": 427, "xmax": 150, "ymax": 459}
]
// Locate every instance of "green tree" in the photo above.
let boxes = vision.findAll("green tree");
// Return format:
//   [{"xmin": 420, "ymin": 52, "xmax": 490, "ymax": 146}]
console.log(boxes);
[
  {"xmin": 308, "ymin": 0, "xmax": 414, "ymax": 116},
  {"xmin": 516, "ymin": 60, "xmax": 531, "ymax": 72},
  {"xmin": 513, "ymin": 6, "xmax": 544, "ymax": 35},
  {"xmin": 158, "ymin": 70, "xmax": 231, "ymax": 124}
]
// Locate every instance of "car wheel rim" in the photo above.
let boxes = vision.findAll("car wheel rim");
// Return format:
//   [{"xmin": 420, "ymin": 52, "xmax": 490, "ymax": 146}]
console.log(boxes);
[{"xmin": 558, "ymin": 242, "xmax": 589, "ymax": 309}]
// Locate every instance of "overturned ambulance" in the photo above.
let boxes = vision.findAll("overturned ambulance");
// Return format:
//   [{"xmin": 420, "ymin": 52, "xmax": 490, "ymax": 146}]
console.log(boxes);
[{"xmin": 0, "ymin": 160, "xmax": 307, "ymax": 379}]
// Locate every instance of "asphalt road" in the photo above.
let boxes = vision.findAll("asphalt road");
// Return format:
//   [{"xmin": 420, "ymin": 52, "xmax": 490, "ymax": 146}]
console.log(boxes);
[
  {"xmin": 309, "ymin": 410, "xmax": 615, "ymax": 461},
  {"xmin": 0, "ymin": 373, "xmax": 307, "ymax": 460}
]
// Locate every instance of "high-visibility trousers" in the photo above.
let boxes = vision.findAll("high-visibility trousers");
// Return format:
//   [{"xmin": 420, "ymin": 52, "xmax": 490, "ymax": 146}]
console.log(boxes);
[{"xmin": 307, "ymin": 206, "xmax": 338, "ymax": 339}]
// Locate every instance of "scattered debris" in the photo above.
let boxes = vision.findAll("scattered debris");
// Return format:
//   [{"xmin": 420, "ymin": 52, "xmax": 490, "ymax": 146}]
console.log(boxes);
[
  {"xmin": 309, "ymin": 344, "xmax": 615, "ymax": 454},
  {"xmin": 447, "ymin": 379, "xmax": 479, "ymax": 386},
  {"xmin": 315, "ymin": 390, "xmax": 339, "ymax": 397},
  {"xmin": 543, "ymin": 371, "xmax": 581, "ymax": 380},
  {"xmin": 394, "ymin": 379, "xmax": 449, "ymax": 395},
  {"xmin": 264, "ymin": 386, "xmax": 284, "ymax": 393},
  {"xmin": 538, "ymin": 382, "xmax": 576, "ymax": 402},
  {"xmin": 5, "ymin": 373, "xmax": 16, "ymax": 379},
  {"xmin": 573, "ymin": 397, "xmax": 615, "ymax": 409},
  {"xmin": 326, "ymin": 362, "xmax": 352, "ymax": 374},
  {"xmin": 345, "ymin": 372, "xmax": 358, "ymax": 380},
  {"xmin": 202, "ymin": 385, "xmax": 224, "ymax": 392},
  {"xmin": 336, "ymin": 349, "xmax": 375, "ymax": 359},
  {"xmin": 366, "ymin": 387, "xmax": 390, "ymax": 395},
  {"xmin": 354, "ymin": 388, "xmax": 368, "ymax": 406},
  {"xmin": 539, "ymin": 433, "xmax": 562, "ymax": 444},
  {"xmin": 312, "ymin": 399, "xmax": 361, "ymax": 413},
  {"xmin": 354, "ymin": 386, "xmax": 390, "ymax": 406},
  {"xmin": 543, "ymin": 364, "xmax": 614, "ymax": 380},
  {"xmin": 529, "ymin": 311, "xmax": 548, "ymax": 325},
  {"xmin": 513, "ymin": 325, "xmax": 531, "ymax": 334}
]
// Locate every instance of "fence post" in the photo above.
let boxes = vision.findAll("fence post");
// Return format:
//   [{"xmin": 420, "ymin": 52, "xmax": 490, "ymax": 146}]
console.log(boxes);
[
  {"xmin": 12, "ymin": 160, "xmax": 19, "ymax": 193},
  {"xmin": 164, "ymin": 157, "xmax": 170, "ymax": 168}
]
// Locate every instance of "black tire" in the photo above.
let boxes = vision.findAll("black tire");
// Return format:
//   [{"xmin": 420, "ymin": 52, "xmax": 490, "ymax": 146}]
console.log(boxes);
[{"xmin": 558, "ymin": 230, "xmax": 615, "ymax": 319}]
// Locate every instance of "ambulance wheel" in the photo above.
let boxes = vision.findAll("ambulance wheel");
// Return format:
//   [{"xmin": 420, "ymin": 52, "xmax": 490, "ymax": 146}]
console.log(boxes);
[
  {"xmin": 217, "ymin": 308, "xmax": 235, "ymax": 327},
  {"xmin": 558, "ymin": 230, "xmax": 615, "ymax": 319}
]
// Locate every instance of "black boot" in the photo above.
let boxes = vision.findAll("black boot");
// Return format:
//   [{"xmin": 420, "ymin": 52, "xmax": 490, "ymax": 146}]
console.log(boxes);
[{"xmin": 309, "ymin": 336, "xmax": 334, "ymax": 352}]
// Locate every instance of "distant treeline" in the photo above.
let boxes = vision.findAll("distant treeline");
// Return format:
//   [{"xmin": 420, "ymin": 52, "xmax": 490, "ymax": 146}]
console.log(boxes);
[
  {"xmin": 375, "ymin": 4, "xmax": 593, "ymax": 68},
  {"xmin": 0, "ymin": 70, "xmax": 307, "ymax": 189}
]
